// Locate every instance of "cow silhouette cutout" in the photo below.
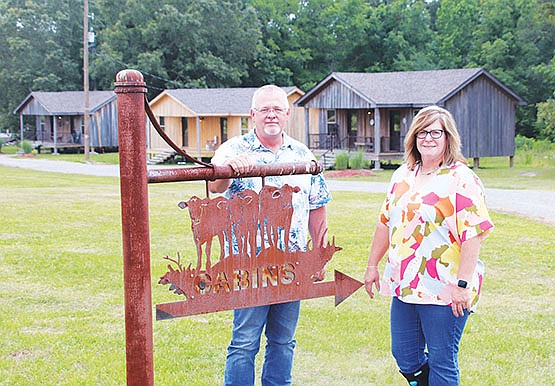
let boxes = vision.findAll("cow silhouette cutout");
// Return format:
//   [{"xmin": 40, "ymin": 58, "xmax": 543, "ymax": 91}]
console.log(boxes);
[
  {"xmin": 258, "ymin": 185, "xmax": 300, "ymax": 250},
  {"xmin": 178, "ymin": 196, "xmax": 231, "ymax": 271},
  {"xmin": 179, "ymin": 184, "xmax": 301, "ymax": 272}
]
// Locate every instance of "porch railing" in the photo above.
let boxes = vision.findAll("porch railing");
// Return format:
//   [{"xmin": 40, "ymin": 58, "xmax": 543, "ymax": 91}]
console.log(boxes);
[
  {"xmin": 308, "ymin": 133, "xmax": 374, "ymax": 152},
  {"xmin": 308, "ymin": 133, "xmax": 339, "ymax": 150}
]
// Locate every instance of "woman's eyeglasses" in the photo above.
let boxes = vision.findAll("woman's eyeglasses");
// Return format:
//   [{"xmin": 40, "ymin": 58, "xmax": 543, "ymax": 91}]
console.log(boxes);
[
  {"xmin": 416, "ymin": 129, "xmax": 444, "ymax": 139},
  {"xmin": 253, "ymin": 107, "xmax": 287, "ymax": 115}
]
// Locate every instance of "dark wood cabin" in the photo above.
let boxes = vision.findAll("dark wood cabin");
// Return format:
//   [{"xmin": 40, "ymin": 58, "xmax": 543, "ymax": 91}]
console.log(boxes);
[
  {"xmin": 148, "ymin": 87, "xmax": 304, "ymax": 162},
  {"xmin": 13, "ymin": 91, "xmax": 117, "ymax": 153},
  {"xmin": 295, "ymin": 68, "xmax": 526, "ymax": 168}
]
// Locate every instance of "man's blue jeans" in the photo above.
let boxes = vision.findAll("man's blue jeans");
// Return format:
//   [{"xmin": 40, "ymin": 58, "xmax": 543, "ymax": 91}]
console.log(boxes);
[
  {"xmin": 224, "ymin": 301, "xmax": 300, "ymax": 386},
  {"xmin": 390, "ymin": 297, "xmax": 469, "ymax": 386}
]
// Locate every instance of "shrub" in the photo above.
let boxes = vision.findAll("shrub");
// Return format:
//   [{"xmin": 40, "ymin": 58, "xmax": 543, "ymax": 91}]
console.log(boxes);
[
  {"xmin": 348, "ymin": 150, "xmax": 364, "ymax": 169},
  {"xmin": 334, "ymin": 151, "xmax": 349, "ymax": 170},
  {"xmin": 21, "ymin": 140, "xmax": 33, "ymax": 154},
  {"xmin": 514, "ymin": 135, "xmax": 534, "ymax": 151},
  {"xmin": 514, "ymin": 135, "xmax": 555, "ymax": 168}
]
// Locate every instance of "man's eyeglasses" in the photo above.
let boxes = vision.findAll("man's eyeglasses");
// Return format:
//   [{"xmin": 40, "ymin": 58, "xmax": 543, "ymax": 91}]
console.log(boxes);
[
  {"xmin": 416, "ymin": 129, "xmax": 444, "ymax": 139},
  {"xmin": 253, "ymin": 106, "xmax": 288, "ymax": 115}
]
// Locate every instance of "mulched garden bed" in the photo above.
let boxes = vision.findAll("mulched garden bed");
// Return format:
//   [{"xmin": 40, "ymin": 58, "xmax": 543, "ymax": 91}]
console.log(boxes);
[{"xmin": 324, "ymin": 169, "xmax": 376, "ymax": 178}]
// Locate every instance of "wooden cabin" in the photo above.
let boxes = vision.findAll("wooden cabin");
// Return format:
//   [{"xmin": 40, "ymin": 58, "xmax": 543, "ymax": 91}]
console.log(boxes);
[
  {"xmin": 295, "ymin": 68, "xmax": 526, "ymax": 168},
  {"xmin": 13, "ymin": 91, "xmax": 117, "ymax": 153},
  {"xmin": 147, "ymin": 86, "xmax": 305, "ymax": 161}
]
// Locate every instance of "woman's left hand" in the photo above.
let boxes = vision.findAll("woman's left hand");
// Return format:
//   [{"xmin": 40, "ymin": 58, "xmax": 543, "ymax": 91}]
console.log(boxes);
[
  {"xmin": 451, "ymin": 286, "xmax": 472, "ymax": 317},
  {"xmin": 452, "ymin": 234, "xmax": 486, "ymax": 317},
  {"xmin": 364, "ymin": 266, "xmax": 381, "ymax": 299}
]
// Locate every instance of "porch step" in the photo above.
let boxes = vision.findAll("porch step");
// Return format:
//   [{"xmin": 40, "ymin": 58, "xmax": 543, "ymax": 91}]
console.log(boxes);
[{"xmin": 147, "ymin": 150, "xmax": 177, "ymax": 165}]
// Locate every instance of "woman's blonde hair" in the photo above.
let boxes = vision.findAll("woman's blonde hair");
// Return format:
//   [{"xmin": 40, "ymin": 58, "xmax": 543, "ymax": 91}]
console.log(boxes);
[{"xmin": 403, "ymin": 105, "xmax": 467, "ymax": 169}]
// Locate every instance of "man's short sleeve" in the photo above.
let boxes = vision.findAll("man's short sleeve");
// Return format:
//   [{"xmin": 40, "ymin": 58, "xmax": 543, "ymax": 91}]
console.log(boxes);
[{"xmin": 308, "ymin": 174, "xmax": 331, "ymax": 209}]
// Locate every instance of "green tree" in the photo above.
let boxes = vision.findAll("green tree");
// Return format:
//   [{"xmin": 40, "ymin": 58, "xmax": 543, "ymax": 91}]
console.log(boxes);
[
  {"xmin": 435, "ymin": 0, "xmax": 482, "ymax": 68},
  {"xmin": 472, "ymin": 0, "xmax": 555, "ymax": 137},
  {"xmin": 436, "ymin": 0, "xmax": 555, "ymax": 137},
  {"xmin": 248, "ymin": 0, "xmax": 325, "ymax": 89},
  {"xmin": 375, "ymin": 0, "xmax": 438, "ymax": 72},
  {"xmin": 536, "ymin": 54, "xmax": 555, "ymax": 141},
  {"xmin": 537, "ymin": 99, "xmax": 555, "ymax": 142},
  {"xmin": 0, "ymin": 0, "xmax": 83, "ymax": 132},
  {"xmin": 249, "ymin": 0, "xmax": 438, "ymax": 89},
  {"xmin": 92, "ymin": 0, "xmax": 261, "ymax": 96}
]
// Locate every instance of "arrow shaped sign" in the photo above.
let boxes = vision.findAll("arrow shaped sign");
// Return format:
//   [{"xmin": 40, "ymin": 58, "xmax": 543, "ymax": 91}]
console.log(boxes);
[
  {"xmin": 157, "ymin": 185, "xmax": 363, "ymax": 321},
  {"xmin": 156, "ymin": 270, "xmax": 363, "ymax": 320}
]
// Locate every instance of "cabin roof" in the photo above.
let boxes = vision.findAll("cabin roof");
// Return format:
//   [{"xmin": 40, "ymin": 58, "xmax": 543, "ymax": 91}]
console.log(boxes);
[
  {"xmin": 295, "ymin": 68, "xmax": 526, "ymax": 107},
  {"xmin": 152, "ymin": 86, "xmax": 303, "ymax": 116},
  {"xmin": 14, "ymin": 91, "xmax": 116, "ymax": 115}
]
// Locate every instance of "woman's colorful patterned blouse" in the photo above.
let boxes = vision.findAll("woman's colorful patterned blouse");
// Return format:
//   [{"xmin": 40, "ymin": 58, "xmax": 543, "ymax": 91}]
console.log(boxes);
[{"xmin": 379, "ymin": 162, "xmax": 494, "ymax": 310}]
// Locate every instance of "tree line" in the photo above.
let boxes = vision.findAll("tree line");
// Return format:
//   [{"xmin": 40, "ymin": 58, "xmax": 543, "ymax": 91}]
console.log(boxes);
[{"xmin": 1, "ymin": 0, "xmax": 554, "ymax": 140}]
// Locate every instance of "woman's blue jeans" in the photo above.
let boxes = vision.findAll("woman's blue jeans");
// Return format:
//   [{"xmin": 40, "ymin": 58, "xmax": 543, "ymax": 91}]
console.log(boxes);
[
  {"xmin": 390, "ymin": 297, "xmax": 469, "ymax": 386},
  {"xmin": 224, "ymin": 300, "xmax": 300, "ymax": 386}
]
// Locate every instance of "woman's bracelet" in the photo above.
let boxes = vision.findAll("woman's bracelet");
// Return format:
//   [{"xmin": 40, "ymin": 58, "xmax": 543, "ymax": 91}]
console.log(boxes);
[{"xmin": 366, "ymin": 265, "xmax": 379, "ymax": 270}]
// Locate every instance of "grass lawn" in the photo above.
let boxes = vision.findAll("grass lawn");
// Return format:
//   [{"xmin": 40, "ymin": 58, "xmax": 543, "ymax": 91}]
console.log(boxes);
[
  {"xmin": 31, "ymin": 151, "xmax": 120, "ymax": 165},
  {"xmin": 1, "ymin": 166, "xmax": 554, "ymax": 385},
  {"xmin": 1, "ymin": 145, "xmax": 120, "ymax": 165}
]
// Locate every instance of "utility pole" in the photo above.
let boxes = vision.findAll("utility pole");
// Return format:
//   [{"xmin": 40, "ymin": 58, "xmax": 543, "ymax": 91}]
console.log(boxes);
[{"xmin": 83, "ymin": 0, "xmax": 90, "ymax": 162}]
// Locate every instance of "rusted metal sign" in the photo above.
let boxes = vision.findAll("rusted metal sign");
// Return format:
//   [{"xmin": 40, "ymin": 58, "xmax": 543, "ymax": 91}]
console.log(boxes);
[{"xmin": 156, "ymin": 185, "xmax": 362, "ymax": 320}]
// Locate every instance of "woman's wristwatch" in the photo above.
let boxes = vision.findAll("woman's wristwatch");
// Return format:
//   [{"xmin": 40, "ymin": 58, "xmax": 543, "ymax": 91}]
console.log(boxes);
[{"xmin": 457, "ymin": 279, "xmax": 469, "ymax": 288}]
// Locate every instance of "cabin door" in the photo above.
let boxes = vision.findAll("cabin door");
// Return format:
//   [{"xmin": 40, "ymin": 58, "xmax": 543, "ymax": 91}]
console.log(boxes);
[
  {"xmin": 181, "ymin": 117, "xmax": 188, "ymax": 147},
  {"xmin": 347, "ymin": 110, "xmax": 358, "ymax": 148},
  {"xmin": 389, "ymin": 110, "xmax": 401, "ymax": 151},
  {"xmin": 327, "ymin": 109, "xmax": 338, "ymax": 149},
  {"xmin": 220, "ymin": 118, "xmax": 228, "ymax": 143}
]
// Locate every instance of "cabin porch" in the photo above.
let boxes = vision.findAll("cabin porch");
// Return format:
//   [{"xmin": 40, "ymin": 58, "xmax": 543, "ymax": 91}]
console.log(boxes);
[{"xmin": 308, "ymin": 133, "xmax": 404, "ymax": 169}]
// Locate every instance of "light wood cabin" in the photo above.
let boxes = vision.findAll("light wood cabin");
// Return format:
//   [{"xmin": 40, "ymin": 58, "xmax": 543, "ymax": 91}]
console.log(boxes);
[{"xmin": 147, "ymin": 87, "xmax": 310, "ymax": 161}]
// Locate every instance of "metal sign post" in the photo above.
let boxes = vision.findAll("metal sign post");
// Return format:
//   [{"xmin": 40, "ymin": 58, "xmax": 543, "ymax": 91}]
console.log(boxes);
[{"xmin": 115, "ymin": 70, "xmax": 154, "ymax": 386}]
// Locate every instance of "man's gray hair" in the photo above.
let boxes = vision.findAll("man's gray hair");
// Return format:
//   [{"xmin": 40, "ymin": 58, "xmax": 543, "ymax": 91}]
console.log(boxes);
[{"xmin": 251, "ymin": 85, "xmax": 289, "ymax": 109}]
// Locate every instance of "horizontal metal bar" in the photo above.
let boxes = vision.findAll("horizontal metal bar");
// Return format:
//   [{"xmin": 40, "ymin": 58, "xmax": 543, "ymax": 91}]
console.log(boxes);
[{"xmin": 147, "ymin": 161, "xmax": 322, "ymax": 184}]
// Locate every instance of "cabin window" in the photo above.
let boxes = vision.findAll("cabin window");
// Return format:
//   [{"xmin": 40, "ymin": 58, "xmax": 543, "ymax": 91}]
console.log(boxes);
[
  {"xmin": 181, "ymin": 117, "xmax": 188, "ymax": 147},
  {"xmin": 350, "ymin": 111, "xmax": 358, "ymax": 131},
  {"xmin": 159, "ymin": 116, "xmax": 165, "ymax": 131},
  {"xmin": 241, "ymin": 117, "xmax": 249, "ymax": 134},
  {"xmin": 220, "ymin": 118, "xmax": 228, "ymax": 142}
]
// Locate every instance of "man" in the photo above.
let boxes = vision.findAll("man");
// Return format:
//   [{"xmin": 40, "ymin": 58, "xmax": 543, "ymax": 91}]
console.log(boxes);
[{"xmin": 208, "ymin": 85, "xmax": 331, "ymax": 386}]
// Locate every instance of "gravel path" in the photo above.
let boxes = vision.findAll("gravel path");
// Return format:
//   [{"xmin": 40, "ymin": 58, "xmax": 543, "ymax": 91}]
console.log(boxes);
[
  {"xmin": 2, "ymin": 155, "xmax": 554, "ymax": 226},
  {"xmin": 0, "ymin": 156, "xmax": 120, "ymax": 177}
]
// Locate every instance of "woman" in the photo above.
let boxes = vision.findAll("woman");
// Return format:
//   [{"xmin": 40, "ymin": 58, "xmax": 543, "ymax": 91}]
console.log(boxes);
[{"xmin": 364, "ymin": 106, "xmax": 494, "ymax": 386}]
